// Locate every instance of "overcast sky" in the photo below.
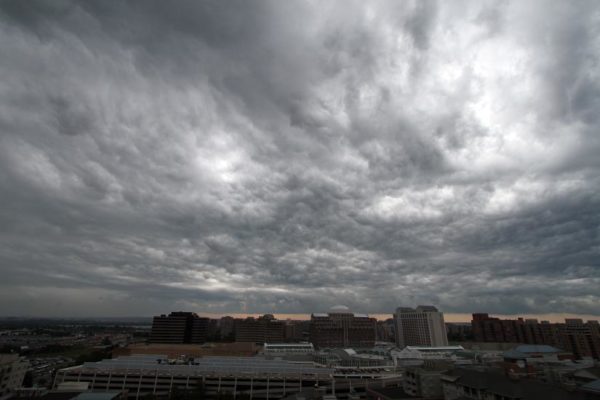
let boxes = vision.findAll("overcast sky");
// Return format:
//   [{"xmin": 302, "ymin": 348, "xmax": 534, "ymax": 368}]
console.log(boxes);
[{"xmin": 1, "ymin": 0, "xmax": 599, "ymax": 318}]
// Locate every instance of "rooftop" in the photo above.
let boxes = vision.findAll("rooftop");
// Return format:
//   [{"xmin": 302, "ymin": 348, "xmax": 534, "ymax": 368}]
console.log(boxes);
[
  {"xmin": 396, "ymin": 305, "xmax": 440, "ymax": 313},
  {"xmin": 514, "ymin": 345, "xmax": 562, "ymax": 354},
  {"xmin": 405, "ymin": 346, "xmax": 464, "ymax": 352},
  {"xmin": 442, "ymin": 368, "xmax": 586, "ymax": 400},
  {"xmin": 61, "ymin": 355, "xmax": 333, "ymax": 377}
]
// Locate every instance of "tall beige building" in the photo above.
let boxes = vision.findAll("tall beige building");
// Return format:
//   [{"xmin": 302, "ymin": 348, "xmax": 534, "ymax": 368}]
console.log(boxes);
[{"xmin": 394, "ymin": 305, "xmax": 448, "ymax": 348}]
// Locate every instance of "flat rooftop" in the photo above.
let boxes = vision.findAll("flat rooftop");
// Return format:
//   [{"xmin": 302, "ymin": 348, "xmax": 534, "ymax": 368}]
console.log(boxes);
[
  {"xmin": 112, "ymin": 342, "xmax": 260, "ymax": 358},
  {"xmin": 61, "ymin": 355, "xmax": 334, "ymax": 377}
]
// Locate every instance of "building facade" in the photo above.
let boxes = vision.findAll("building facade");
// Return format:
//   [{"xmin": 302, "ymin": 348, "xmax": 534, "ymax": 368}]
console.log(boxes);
[
  {"xmin": 54, "ymin": 355, "xmax": 396, "ymax": 400},
  {"xmin": 263, "ymin": 342, "xmax": 314, "ymax": 355},
  {"xmin": 472, "ymin": 314, "xmax": 600, "ymax": 360},
  {"xmin": 394, "ymin": 305, "xmax": 448, "ymax": 348},
  {"xmin": 310, "ymin": 306, "xmax": 377, "ymax": 349},
  {"xmin": 149, "ymin": 312, "xmax": 209, "ymax": 344},
  {"xmin": 234, "ymin": 314, "xmax": 286, "ymax": 343},
  {"xmin": 403, "ymin": 366, "xmax": 445, "ymax": 398},
  {"xmin": 441, "ymin": 367, "xmax": 590, "ymax": 400}
]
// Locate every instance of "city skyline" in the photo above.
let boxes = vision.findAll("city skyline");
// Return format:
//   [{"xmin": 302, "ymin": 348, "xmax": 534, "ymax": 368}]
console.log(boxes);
[
  {"xmin": 1, "ymin": 1, "xmax": 599, "ymax": 318},
  {"xmin": 2, "ymin": 311, "xmax": 600, "ymax": 325}
]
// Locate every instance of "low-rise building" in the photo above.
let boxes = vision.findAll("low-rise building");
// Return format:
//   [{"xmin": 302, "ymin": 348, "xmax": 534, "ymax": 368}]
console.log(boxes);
[
  {"xmin": 263, "ymin": 342, "xmax": 315, "ymax": 355},
  {"xmin": 54, "ymin": 355, "xmax": 334, "ymax": 400},
  {"xmin": 393, "ymin": 346, "xmax": 468, "ymax": 367},
  {"xmin": 403, "ymin": 365, "xmax": 448, "ymax": 399},
  {"xmin": 441, "ymin": 367, "xmax": 590, "ymax": 400},
  {"xmin": 314, "ymin": 348, "xmax": 394, "ymax": 368},
  {"xmin": 54, "ymin": 354, "xmax": 402, "ymax": 400}
]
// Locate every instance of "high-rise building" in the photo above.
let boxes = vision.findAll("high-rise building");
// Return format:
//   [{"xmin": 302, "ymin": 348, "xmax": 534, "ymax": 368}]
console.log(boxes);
[
  {"xmin": 150, "ymin": 312, "xmax": 209, "ymax": 344},
  {"xmin": 310, "ymin": 305, "xmax": 377, "ymax": 348},
  {"xmin": 394, "ymin": 305, "xmax": 448, "ymax": 348},
  {"xmin": 234, "ymin": 314, "xmax": 286, "ymax": 343}
]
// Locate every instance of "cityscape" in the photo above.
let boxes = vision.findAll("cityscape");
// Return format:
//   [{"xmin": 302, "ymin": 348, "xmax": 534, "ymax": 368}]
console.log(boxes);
[
  {"xmin": 2, "ymin": 1, "xmax": 600, "ymax": 400},
  {"xmin": 2, "ymin": 306, "xmax": 600, "ymax": 399}
]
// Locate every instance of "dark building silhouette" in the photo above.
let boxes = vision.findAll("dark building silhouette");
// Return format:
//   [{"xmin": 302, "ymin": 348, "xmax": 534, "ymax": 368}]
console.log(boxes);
[
  {"xmin": 150, "ymin": 312, "xmax": 209, "ymax": 344},
  {"xmin": 234, "ymin": 314, "xmax": 285, "ymax": 343},
  {"xmin": 310, "ymin": 305, "xmax": 376, "ymax": 348}
]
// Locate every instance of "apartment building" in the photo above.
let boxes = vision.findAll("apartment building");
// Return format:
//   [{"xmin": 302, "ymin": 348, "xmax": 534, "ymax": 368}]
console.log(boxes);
[
  {"xmin": 149, "ymin": 312, "xmax": 209, "ymax": 344},
  {"xmin": 310, "ymin": 306, "xmax": 377, "ymax": 349}
]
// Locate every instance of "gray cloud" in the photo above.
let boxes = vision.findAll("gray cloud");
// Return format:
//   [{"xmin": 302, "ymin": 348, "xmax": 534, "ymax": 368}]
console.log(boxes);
[{"xmin": 0, "ymin": 0, "xmax": 599, "ymax": 317}]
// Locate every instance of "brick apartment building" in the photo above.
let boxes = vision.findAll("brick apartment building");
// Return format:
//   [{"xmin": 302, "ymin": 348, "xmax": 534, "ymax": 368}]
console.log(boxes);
[
  {"xmin": 310, "ymin": 305, "xmax": 377, "ymax": 348},
  {"xmin": 472, "ymin": 313, "xmax": 600, "ymax": 359},
  {"xmin": 149, "ymin": 311, "xmax": 209, "ymax": 344},
  {"xmin": 234, "ymin": 314, "xmax": 286, "ymax": 343}
]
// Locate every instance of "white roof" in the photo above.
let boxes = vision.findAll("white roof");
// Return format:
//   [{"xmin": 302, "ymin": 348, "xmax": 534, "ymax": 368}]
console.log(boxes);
[{"xmin": 405, "ymin": 346, "xmax": 464, "ymax": 351}]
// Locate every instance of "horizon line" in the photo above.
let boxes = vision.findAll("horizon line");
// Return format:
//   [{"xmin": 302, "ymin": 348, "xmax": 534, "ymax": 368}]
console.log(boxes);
[{"xmin": 2, "ymin": 312, "xmax": 600, "ymax": 324}]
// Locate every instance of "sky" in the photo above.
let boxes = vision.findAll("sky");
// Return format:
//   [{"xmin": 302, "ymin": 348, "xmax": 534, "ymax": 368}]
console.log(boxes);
[{"xmin": 0, "ymin": 0, "xmax": 599, "ymax": 319}]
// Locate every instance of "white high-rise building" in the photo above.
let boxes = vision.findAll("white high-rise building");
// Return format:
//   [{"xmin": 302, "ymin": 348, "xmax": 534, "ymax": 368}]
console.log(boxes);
[{"xmin": 394, "ymin": 305, "xmax": 448, "ymax": 348}]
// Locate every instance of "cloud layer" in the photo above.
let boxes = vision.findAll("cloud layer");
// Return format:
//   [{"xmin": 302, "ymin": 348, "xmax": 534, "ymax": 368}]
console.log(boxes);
[{"xmin": 1, "ymin": 0, "xmax": 599, "ymax": 317}]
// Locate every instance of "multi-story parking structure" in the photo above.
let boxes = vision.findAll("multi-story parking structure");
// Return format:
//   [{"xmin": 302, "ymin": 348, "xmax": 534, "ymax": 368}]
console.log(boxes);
[{"xmin": 53, "ymin": 355, "xmax": 401, "ymax": 400}]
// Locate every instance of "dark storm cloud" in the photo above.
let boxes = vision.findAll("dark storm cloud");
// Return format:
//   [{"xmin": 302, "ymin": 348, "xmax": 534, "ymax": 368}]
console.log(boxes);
[{"xmin": 0, "ymin": 0, "xmax": 599, "ymax": 317}]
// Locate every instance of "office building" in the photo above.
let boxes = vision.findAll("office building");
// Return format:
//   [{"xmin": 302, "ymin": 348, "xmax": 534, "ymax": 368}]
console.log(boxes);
[
  {"xmin": 394, "ymin": 305, "xmax": 449, "ymax": 348},
  {"xmin": 310, "ymin": 305, "xmax": 377, "ymax": 349},
  {"xmin": 149, "ymin": 312, "xmax": 209, "ymax": 344},
  {"xmin": 234, "ymin": 314, "xmax": 286, "ymax": 343},
  {"xmin": 0, "ymin": 354, "xmax": 29, "ymax": 398}
]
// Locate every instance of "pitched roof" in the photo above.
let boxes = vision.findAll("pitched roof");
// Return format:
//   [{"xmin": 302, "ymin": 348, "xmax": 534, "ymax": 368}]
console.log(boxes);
[{"xmin": 502, "ymin": 349, "xmax": 527, "ymax": 359}]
